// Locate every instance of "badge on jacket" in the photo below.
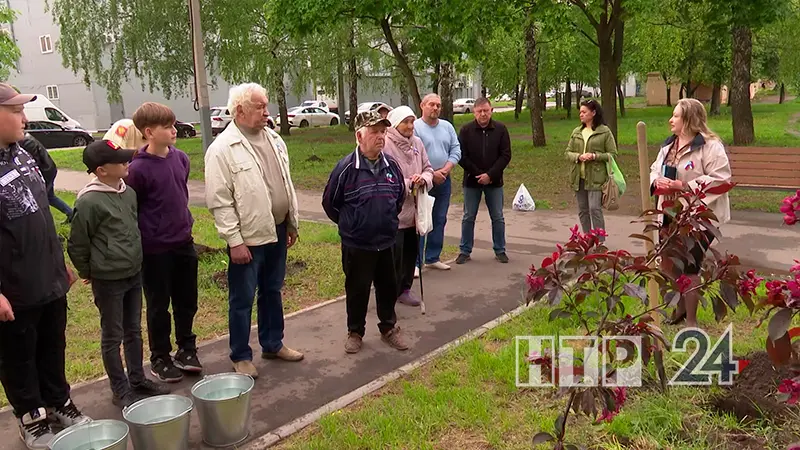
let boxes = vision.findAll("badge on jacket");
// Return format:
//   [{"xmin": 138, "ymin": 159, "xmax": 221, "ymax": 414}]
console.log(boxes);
[
  {"xmin": 386, "ymin": 172, "xmax": 394, "ymax": 183},
  {"xmin": 685, "ymin": 161, "xmax": 695, "ymax": 171}
]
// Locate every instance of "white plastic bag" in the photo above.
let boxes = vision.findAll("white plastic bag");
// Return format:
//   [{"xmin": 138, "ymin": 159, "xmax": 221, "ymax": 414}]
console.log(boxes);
[
  {"xmin": 416, "ymin": 188, "xmax": 436, "ymax": 235},
  {"xmin": 512, "ymin": 183, "xmax": 536, "ymax": 212}
]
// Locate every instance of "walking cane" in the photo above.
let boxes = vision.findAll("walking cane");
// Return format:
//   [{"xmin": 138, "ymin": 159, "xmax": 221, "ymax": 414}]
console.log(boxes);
[{"xmin": 413, "ymin": 186, "xmax": 427, "ymax": 315}]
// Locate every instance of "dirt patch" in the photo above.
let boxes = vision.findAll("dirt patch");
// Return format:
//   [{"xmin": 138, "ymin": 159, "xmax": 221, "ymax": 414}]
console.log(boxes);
[
  {"xmin": 286, "ymin": 260, "xmax": 308, "ymax": 277},
  {"xmin": 710, "ymin": 351, "xmax": 798, "ymax": 424},
  {"xmin": 211, "ymin": 270, "xmax": 227, "ymax": 289},
  {"xmin": 195, "ymin": 243, "xmax": 224, "ymax": 257},
  {"xmin": 434, "ymin": 429, "xmax": 494, "ymax": 450},
  {"xmin": 482, "ymin": 339, "xmax": 505, "ymax": 354}
]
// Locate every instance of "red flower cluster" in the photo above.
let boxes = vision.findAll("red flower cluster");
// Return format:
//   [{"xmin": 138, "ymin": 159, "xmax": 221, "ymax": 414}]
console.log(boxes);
[
  {"xmin": 778, "ymin": 378, "xmax": 800, "ymax": 404},
  {"xmin": 781, "ymin": 190, "xmax": 800, "ymax": 226},
  {"xmin": 568, "ymin": 225, "xmax": 607, "ymax": 252},
  {"xmin": 738, "ymin": 269, "xmax": 765, "ymax": 297},
  {"xmin": 676, "ymin": 275, "xmax": 692, "ymax": 293},
  {"xmin": 596, "ymin": 387, "xmax": 627, "ymax": 423},
  {"xmin": 527, "ymin": 350, "xmax": 553, "ymax": 372},
  {"xmin": 526, "ymin": 273, "xmax": 546, "ymax": 292}
]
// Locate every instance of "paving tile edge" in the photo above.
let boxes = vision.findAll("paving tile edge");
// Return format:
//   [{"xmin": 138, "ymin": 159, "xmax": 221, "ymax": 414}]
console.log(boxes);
[{"xmin": 244, "ymin": 300, "xmax": 534, "ymax": 449}]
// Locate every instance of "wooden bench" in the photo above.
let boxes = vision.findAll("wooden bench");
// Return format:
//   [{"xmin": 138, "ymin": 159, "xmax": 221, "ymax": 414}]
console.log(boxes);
[{"xmin": 727, "ymin": 146, "xmax": 800, "ymax": 190}]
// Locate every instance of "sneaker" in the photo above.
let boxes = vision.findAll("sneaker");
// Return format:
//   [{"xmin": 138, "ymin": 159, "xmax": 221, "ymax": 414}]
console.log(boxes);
[
  {"xmin": 455, "ymin": 254, "xmax": 470, "ymax": 264},
  {"xmin": 174, "ymin": 349, "xmax": 203, "ymax": 373},
  {"xmin": 18, "ymin": 408, "xmax": 54, "ymax": 449},
  {"xmin": 132, "ymin": 378, "xmax": 170, "ymax": 396},
  {"xmin": 112, "ymin": 391, "xmax": 147, "ymax": 409},
  {"xmin": 414, "ymin": 266, "xmax": 420, "ymax": 278},
  {"xmin": 232, "ymin": 360, "xmax": 259, "ymax": 378},
  {"xmin": 397, "ymin": 290, "xmax": 421, "ymax": 306},
  {"xmin": 381, "ymin": 327, "xmax": 409, "ymax": 351},
  {"xmin": 150, "ymin": 357, "xmax": 184, "ymax": 383},
  {"xmin": 425, "ymin": 261, "xmax": 451, "ymax": 270},
  {"xmin": 344, "ymin": 332, "xmax": 363, "ymax": 354},
  {"xmin": 261, "ymin": 346, "xmax": 304, "ymax": 362},
  {"xmin": 495, "ymin": 252, "xmax": 509, "ymax": 263},
  {"xmin": 48, "ymin": 399, "xmax": 91, "ymax": 428}
]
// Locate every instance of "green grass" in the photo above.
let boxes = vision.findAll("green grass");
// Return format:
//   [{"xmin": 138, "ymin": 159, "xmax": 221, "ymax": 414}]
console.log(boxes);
[
  {"xmin": 51, "ymin": 101, "xmax": 800, "ymax": 214},
  {"xmin": 277, "ymin": 291, "xmax": 800, "ymax": 450}
]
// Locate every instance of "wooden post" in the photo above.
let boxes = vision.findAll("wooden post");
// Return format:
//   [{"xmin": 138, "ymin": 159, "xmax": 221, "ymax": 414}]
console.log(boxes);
[
  {"xmin": 636, "ymin": 121, "xmax": 660, "ymax": 321},
  {"xmin": 638, "ymin": 121, "xmax": 667, "ymax": 391}
]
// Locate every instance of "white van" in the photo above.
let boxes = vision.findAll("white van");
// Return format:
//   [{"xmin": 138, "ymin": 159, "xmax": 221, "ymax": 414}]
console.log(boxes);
[{"xmin": 24, "ymin": 96, "xmax": 84, "ymax": 130}]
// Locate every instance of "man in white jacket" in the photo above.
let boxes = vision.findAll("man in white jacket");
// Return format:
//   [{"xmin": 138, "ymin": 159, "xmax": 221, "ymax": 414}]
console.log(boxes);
[{"xmin": 204, "ymin": 83, "xmax": 303, "ymax": 378}]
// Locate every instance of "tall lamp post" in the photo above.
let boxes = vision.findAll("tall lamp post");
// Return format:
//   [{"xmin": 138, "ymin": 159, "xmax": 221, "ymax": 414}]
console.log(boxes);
[{"xmin": 189, "ymin": 0, "xmax": 212, "ymax": 152}]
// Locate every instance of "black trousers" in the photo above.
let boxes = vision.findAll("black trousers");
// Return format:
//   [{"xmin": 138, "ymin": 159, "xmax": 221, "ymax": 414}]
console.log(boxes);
[
  {"xmin": 342, "ymin": 244, "xmax": 398, "ymax": 337},
  {"xmin": 92, "ymin": 274, "xmax": 145, "ymax": 397},
  {"xmin": 0, "ymin": 297, "xmax": 70, "ymax": 417},
  {"xmin": 142, "ymin": 241, "xmax": 199, "ymax": 362},
  {"xmin": 393, "ymin": 227, "xmax": 418, "ymax": 296}
]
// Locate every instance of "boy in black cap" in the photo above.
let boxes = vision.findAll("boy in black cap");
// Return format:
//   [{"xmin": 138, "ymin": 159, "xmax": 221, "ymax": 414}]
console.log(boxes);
[{"xmin": 67, "ymin": 140, "xmax": 168, "ymax": 408}]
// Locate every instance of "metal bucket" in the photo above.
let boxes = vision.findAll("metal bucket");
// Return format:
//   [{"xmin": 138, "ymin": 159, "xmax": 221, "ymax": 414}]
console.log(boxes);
[
  {"xmin": 48, "ymin": 419, "xmax": 128, "ymax": 450},
  {"xmin": 191, "ymin": 373, "xmax": 254, "ymax": 447},
  {"xmin": 122, "ymin": 394, "xmax": 193, "ymax": 450}
]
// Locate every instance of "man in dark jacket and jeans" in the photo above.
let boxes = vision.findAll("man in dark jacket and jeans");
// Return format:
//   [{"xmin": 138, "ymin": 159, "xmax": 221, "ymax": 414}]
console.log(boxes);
[
  {"xmin": 456, "ymin": 97, "xmax": 512, "ymax": 264},
  {"xmin": 0, "ymin": 83, "xmax": 90, "ymax": 449},
  {"xmin": 322, "ymin": 110, "xmax": 408, "ymax": 354}
]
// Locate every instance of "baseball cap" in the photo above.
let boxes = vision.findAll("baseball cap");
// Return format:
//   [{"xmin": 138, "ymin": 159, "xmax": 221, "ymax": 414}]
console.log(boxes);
[
  {"xmin": 0, "ymin": 83, "xmax": 36, "ymax": 106},
  {"xmin": 354, "ymin": 110, "xmax": 391, "ymax": 131},
  {"xmin": 83, "ymin": 140, "xmax": 136, "ymax": 173}
]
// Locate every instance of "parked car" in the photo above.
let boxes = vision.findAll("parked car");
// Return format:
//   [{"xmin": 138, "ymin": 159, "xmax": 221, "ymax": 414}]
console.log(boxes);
[
  {"xmin": 299, "ymin": 100, "xmax": 331, "ymax": 112},
  {"xmin": 24, "ymin": 96, "xmax": 84, "ymax": 130},
  {"xmin": 343, "ymin": 102, "xmax": 392, "ymax": 124},
  {"xmin": 277, "ymin": 106, "xmax": 340, "ymax": 128},
  {"xmin": 453, "ymin": 98, "xmax": 476, "ymax": 114},
  {"xmin": 25, "ymin": 121, "xmax": 94, "ymax": 149},
  {"xmin": 211, "ymin": 106, "xmax": 274, "ymax": 136},
  {"xmin": 175, "ymin": 120, "xmax": 197, "ymax": 138}
]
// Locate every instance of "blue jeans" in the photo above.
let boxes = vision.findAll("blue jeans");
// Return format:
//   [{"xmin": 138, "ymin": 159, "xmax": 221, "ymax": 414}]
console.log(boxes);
[
  {"xmin": 47, "ymin": 183, "xmax": 73, "ymax": 220},
  {"xmin": 419, "ymin": 176, "xmax": 451, "ymax": 265},
  {"xmin": 460, "ymin": 186, "xmax": 506, "ymax": 255},
  {"xmin": 227, "ymin": 223, "xmax": 287, "ymax": 362}
]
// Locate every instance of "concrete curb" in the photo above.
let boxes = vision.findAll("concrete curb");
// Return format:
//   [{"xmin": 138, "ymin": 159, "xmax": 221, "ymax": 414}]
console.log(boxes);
[
  {"xmin": 0, "ymin": 258, "xmax": 456, "ymax": 415},
  {"xmin": 244, "ymin": 300, "xmax": 533, "ymax": 449}
]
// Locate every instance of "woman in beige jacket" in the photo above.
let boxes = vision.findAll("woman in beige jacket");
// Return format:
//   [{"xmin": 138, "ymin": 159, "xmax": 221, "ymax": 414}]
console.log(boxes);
[{"xmin": 650, "ymin": 98, "xmax": 731, "ymax": 327}]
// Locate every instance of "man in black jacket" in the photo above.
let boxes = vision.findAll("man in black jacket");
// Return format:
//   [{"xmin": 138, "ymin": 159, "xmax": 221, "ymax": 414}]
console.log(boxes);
[
  {"xmin": 322, "ymin": 110, "xmax": 408, "ymax": 355},
  {"xmin": 0, "ymin": 83, "xmax": 89, "ymax": 449},
  {"xmin": 456, "ymin": 97, "xmax": 512, "ymax": 264}
]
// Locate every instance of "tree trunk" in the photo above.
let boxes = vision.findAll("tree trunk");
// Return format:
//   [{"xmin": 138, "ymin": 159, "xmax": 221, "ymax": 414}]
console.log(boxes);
[
  {"xmin": 272, "ymin": 66, "xmax": 291, "ymax": 136},
  {"xmin": 556, "ymin": 92, "xmax": 561, "ymax": 109},
  {"xmin": 336, "ymin": 55, "xmax": 346, "ymax": 124},
  {"xmin": 481, "ymin": 85, "xmax": 488, "ymax": 98},
  {"xmin": 440, "ymin": 62, "xmax": 455, "ymax": 123},
  {"xmin": 598, "ymin": 41, "xmax": 619, "ymax": 138},
  {"xmin": 731, "ymin": 25, "xmax": 755, "ymax": 145},
  {"xmin": 565, "ymin": 77, "xmax": 572, "ymax": 119},
  {"xmin": 515, "ymin": 83, "xmax": 525, "ymax": 120},
  {"xmin": 779, "ymin": 82, "xmax": 786, "ymax": 104},
  {"xmin": 576, "ymin": 82, "xmax": 584, "ymax": 102},
  {"xmin": 379, "ymin": 17, "xmax": 421, "ymax": 114},
  {"xmin": 348, "ymin": 25, "xmax": 358, "ymax": 133},
  {"xmin": 662, "ymin": 73, "xmax": 671, "ymax": 107},
  {"xmin": 710, "ymin": 82, "xmax": 721, "ymax": 116},
  {"xmin": 540, "ymin": 91, "xmax": 547, "ymax": 111},
  {"xmin": 616, "ymin": 80, "xmax": 626, "ymax": 117},
  {"xmin": 524, "ymin": 14, "xmax": 546, "ymax": 147},
  {"xmin": 432, "ymin": 60, "xmax": 441, "ymax": 93},
  {"xmin": 399, "ymin": 77, "xmax": 409, "ymax": 105}
]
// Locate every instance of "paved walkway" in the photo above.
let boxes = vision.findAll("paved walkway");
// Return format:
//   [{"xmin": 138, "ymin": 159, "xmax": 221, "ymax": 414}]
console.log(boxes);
[{"xmin": 0, "ymin": 169, "xmax": 785, "ymax": 448}]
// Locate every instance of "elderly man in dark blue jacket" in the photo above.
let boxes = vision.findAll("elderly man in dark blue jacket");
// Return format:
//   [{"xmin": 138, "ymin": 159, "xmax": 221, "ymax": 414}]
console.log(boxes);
[{"xmin": 322, "ymin": 110, "xmax": 408, "ymax": 354}]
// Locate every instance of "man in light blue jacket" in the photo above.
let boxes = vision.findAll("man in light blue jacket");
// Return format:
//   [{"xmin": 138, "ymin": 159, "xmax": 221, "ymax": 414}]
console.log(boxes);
[{"xmin": 413, "ymin": 94, "xmax": 461, "ymax": 271}]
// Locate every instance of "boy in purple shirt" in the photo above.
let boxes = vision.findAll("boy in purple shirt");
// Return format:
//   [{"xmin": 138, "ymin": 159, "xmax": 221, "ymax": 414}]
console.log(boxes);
[{"xmin": 127, "ymin": 102, "xmax": 202, "ymax": 383}]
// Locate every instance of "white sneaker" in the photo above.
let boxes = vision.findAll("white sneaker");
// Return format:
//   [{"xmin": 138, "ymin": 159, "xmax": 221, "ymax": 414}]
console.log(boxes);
[
  {"xmin": 19, "ymin": 408, "xmax": 54, "ymax": 449},
  {"xmin": 414, "ymin": 267, "xmax": 420, "ymax": 278},
  {"xmin": 425, "ymin": 261, "xmax": 451, "ymax": 270}
]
